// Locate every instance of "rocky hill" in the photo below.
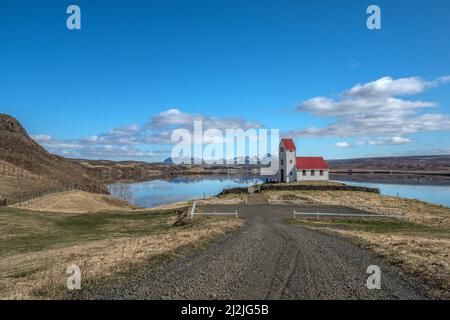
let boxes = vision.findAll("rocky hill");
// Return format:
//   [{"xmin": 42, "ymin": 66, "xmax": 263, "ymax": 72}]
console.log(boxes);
[{"xmin": 0, "ymin": 114, "xmax": 107, "ymax": 199}]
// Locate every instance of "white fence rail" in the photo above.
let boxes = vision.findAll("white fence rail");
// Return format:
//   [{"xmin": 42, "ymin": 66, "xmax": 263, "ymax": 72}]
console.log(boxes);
[
  {"xmin": 191, "ymin": 201, "xmax": 239, "ymax": 220},
  {"xmin": 293, "ymin": 210, "xmax": 405, "ymax": 219},
  {"xmin": 269, "ymin": 199, "xmax": 304, "ymax": 204}
]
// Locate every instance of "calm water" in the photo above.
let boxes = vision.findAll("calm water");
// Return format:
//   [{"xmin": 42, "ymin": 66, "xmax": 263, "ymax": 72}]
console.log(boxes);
[
  {"xmin": 338, "ymin": 180, "xmax": 450, "ymax": 208},
  {"xmin": 108, "ymin": 176, "xmax": 450, "ymax": 209},
  {"xmin": 108, "ymin": 176, "xmax": 264, "ymax": 208}
]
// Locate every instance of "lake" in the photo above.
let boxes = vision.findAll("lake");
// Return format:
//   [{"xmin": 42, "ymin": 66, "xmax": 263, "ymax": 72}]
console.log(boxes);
[
  {"xmin": 338, "ymin": 180, "xmax": 450, "ymax": 208},
  {"xmin": 107, "ymin": 175, "xmax": 264, "ymax": 208},
  {"xmin": 108, "ymin": 175, "xmax": 450, "ymax": 208}
]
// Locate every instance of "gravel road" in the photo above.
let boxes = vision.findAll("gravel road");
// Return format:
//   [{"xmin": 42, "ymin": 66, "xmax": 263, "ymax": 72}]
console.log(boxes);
[{"xmin": 92, "ymin": 203, "xmax": 429, "ymax": 300}]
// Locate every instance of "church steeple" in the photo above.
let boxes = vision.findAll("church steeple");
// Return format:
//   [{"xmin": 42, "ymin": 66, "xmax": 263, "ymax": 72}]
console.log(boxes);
[{"xmin": 279, "ymin": 139, "xmax": 297, "ymax": 183}]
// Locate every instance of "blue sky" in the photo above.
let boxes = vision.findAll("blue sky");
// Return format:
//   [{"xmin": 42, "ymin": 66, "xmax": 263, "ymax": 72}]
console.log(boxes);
[{"xmin": 1, "ymin": 0, "xmax": 450, "ymax": 161}]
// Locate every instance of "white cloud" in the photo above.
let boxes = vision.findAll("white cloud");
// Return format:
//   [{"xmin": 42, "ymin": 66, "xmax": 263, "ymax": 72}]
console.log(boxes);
[
  {"xmin": 291, "ymin": 75, "xmax": 450, "ymax": 142},
  {"xmin": 31, "ymin": 134, "xmax": 53, "ymax": 141},
  {"xmin": 437, "ymin": 75, "xmax": 450, "ymax": 84},
  {"xmin": 33, "ymin": 109, "xmax": 263, "ymax": 159},
  {"xmin": 148, "ymin": 109, "xmax": 261, "ymax": 130},
  {"xmin": 344, "ymin": 76, "xmax": 434, "ymax": 98},
  {"xmin": 299, "ymin": 96, "xmax": 434, "ymax": 118},
  {"xmin": 107, "ymin": 124, "xmax": 141, "ymax": 136},
  {"xmin": 145, "ymin": 109, "xmax": 263, "ymax": 144},
  {"xmin": 358, "ymin": 136, "xmax": 414, "ymax": 145},
  {"xmin": 334, "ymin": 142, "xmax": 352, "ymax": 148}
]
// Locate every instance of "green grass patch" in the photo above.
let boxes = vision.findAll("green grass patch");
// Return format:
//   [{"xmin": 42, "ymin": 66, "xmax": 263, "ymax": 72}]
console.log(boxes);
[{"xmin": 0, "ymin": 207, "xmax": 183, "ymax": 257}]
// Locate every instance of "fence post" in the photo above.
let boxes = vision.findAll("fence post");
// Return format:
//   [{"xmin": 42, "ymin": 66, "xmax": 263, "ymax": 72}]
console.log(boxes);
[{"xmin": 191, "ymin": 201, "xmax": 196, "ymax": 220}]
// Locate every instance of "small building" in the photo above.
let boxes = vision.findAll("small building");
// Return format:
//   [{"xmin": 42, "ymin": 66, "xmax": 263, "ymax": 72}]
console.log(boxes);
[
  {"xmin": 295, "ymin": 156, "xmax": 329, "ymax": 181},
  {"xmin": 278, "ymin": 138, "xmax": 329, "ymax": 182}
]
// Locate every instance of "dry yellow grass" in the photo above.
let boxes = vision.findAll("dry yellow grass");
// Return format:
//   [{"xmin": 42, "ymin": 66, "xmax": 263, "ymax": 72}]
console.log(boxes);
[
  {"xmin": 0, "ymin": 207, "xmax": 242, "ymax": 299},
  {"xmin": 199, "ymin": 193, "xmax": 247, "ymax": 204},
  {"xmin": 266, "ymin": 190, "xmax": 450, "ymax": 228},
  {"xmin": 265, "ymin": 180, "xmax": 346, "ymax": 187},
  {"xmin": 133, "ymin": 193, "xmax": 247, "ymax": 213},
  {"xmin": 0, "ymin": 176, "xmax": 53, "ymax": 203},
  {"xmin": 7, "ymin": 186, "xmax": 249, "ymax": 216},
  {"xmin": 11, "ymin": 190, "xmax": 138, "ymax": 213},
  {"xmin": 133, "ymin": 200, "xmax": 191, "ymax": 212}
]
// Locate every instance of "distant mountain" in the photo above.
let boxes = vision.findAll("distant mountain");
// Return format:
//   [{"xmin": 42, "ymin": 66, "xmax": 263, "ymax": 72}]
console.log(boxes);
[
  {"xmin": 165, "ymin": 154, "xmax": 273, "ymax": 165},
  {"xmin": 0, "ymin": 114, "xmax": 107, "ymax": 195},
  {"xmin": 164, "ymin": 157, "xmax": 202, "ymax": 164},
  {"xmin": 328, "ymin": 155, "xmax": 450, "ymax": 173}
]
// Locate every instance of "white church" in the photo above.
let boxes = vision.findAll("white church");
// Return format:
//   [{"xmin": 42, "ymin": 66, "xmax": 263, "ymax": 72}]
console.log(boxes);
[{"xmin": 278, "ymin": 138, "xmax": 329, "ymax": 183}]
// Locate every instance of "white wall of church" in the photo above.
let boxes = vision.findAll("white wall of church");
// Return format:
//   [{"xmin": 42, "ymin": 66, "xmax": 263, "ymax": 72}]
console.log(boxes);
[
  {"xmin": 279, "ymin": 148, "xmax": 297, "ymax": 182},
  {"xmin": 297, "ymin": 169, "xmax": 329, "ymax": 181}
]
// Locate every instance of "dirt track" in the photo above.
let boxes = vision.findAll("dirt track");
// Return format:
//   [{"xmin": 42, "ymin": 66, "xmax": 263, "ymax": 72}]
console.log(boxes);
[{"xmin": 92, "ymin": 203, "xmax": 430, "ymax": 300}]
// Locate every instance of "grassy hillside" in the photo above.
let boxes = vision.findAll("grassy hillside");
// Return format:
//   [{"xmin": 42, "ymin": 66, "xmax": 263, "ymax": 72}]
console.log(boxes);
[{"xmin": 0, "ymin": 114, "xmax": 107, "ymax": 202}]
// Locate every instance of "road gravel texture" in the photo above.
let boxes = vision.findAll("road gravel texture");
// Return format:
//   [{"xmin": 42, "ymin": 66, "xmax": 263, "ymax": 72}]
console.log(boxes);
[{"xmin": 93, "ymin": 204, "xmax": 430, "ymax": 300}]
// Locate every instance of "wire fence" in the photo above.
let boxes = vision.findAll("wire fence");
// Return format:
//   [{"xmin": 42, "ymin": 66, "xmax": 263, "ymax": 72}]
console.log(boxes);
[
  {"xmin": 0, "ymin": 162, "xmax": 47, "ymax": 181},
  {"xmin": 0, "ymin": 162, "xmax": 83, "ymax": 206},
  {"xmin": 3, "ymin": 184, "xmax": 81, "ymax": 206},
  {"xmin": 293, "ymin": 210, "xmax": 405, "ymax": 220}
]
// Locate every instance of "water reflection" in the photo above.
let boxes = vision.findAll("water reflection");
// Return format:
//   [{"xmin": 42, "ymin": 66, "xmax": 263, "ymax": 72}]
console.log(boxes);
[
  {"xmin": 108, "ymin": 175, "xmax": 450, "ymax": 209},
  {"xmin": 108, "ymin": 175, "xmax": 263, "ymax": 208}
]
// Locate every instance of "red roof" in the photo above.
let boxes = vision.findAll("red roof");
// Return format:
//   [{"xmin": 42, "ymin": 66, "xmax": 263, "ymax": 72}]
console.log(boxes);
[
  {"xmin": 296, "ymin": 157, "xmax": 329, "ymax": 169},
  {"xmin": 280, "ymin": 139, "xmax": 296, "ymax": 151}
]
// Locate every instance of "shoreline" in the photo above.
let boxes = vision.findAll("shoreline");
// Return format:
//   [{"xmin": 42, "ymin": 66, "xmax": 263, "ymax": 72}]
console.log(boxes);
[
  {"xmin": 331, "ymin": 172, "xmax": 450, "ymax": 186},
  {"xmin": 101, "ymin": 171, "xmax": 450, "ymax": 186},
  {"xmin": 105, "ymin": 177, "xmax": 450, "ymax": 210}
]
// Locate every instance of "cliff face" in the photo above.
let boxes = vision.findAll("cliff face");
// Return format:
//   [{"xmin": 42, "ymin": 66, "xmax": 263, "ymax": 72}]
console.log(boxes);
[{"xmin": 0, "ymin": 114, "xmax": 107, "ymax": 194}]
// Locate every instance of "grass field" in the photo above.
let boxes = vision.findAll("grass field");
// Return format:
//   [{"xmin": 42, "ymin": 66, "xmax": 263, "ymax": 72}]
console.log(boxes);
[
  {"xmin": 263, "ymin": 181, "xmax": 346, "ymax": 187},
  {"xmin": 265, "ymin": 189, "xmax": 450, "ymax": 227},
  {"xmin": 0, "ymin": 208, "xmax": 177, "ymax": 257},
  {"xmin": 0, "ymin": 207, "xmax": 241, "ymax": 299},
  {"xmin": 10, "ymin": 190, "xmax": 138, "ymax": 213},
  {"xmin": 288, "ymin": 218, "xmax": 450, "ymax": 238}
]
